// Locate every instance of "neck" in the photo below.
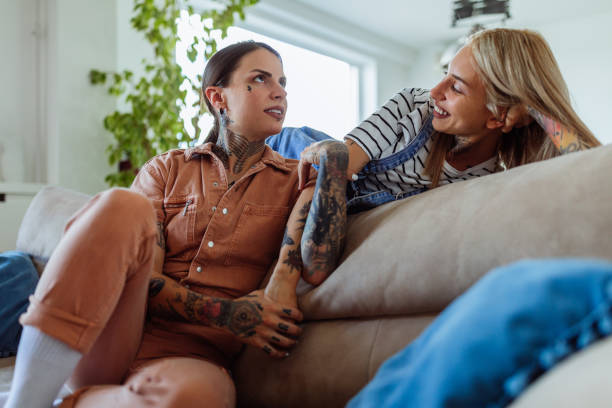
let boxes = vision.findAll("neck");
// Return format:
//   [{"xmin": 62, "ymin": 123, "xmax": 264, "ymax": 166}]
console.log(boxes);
[
  {"xmin": 214, "ymin": 127, "xmax": 266, "ymax": 176},
  {"xmin": 447, "ymin": 130, "xmax": 501, "ymax": 170}
]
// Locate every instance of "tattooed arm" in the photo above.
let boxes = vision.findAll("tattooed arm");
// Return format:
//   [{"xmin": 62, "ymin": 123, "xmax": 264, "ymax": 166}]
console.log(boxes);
[
  {"xmin": 148, "ymin": 274, "xmax": 302, "ymax": 358},
  {"xmin": 148, "ymin": 221, "xmax": 302, "ymax": 358},
  {"xmin": 265, "ymin": 142, "xmax": 348, "ymax": 307},
  {"xmin": 265, "ymin": 192, "xmax": 313, "ymax": 307},
  {"xmin": 527, "ymin": 106, "xmax": 588, "ymax": 153},
  {"xmin": 298, "ymin": 140, "xmax": 349, "ymax": 285}
]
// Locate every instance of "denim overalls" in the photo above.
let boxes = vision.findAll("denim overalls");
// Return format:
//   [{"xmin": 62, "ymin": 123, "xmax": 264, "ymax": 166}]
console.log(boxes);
[{"xmin": 347, "ymin": 116, "xmax": 434, "ymax": 213}]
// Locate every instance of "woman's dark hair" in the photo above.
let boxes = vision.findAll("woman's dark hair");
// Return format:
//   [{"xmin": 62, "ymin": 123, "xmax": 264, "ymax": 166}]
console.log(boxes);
[{"xmin": 201, "ymin": 41, "xmax": 282, "ymax": 143}]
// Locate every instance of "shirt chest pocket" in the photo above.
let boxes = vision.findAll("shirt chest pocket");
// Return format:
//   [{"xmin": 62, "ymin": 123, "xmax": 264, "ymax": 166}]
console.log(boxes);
[
  {"xmin": 163, "ymin": 196, "xmax": 197, "ymax": 260},
  {"xmin": 225, "ymin": 203, "xmax": 290, "ymax": 268}
]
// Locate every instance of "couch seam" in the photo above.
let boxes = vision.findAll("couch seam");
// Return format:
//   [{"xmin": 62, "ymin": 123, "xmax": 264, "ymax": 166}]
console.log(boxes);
[{"xmin": 366, "ymin": 318, "xmax": 383, "ymax": 380}]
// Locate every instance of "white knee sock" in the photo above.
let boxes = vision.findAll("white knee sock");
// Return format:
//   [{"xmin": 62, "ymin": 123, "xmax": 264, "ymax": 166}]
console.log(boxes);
[
  {"xmin": 5, "ymin": 326, "xmax": 82, "ymax": 408},
  {"xmin": 0, "ymin": 391, "xmax": 8, "ymax": 407}
]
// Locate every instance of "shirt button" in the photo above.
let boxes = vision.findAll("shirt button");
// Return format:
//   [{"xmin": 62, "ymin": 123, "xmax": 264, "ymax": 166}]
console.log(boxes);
[
  {"xmin": 196, "ymin": 266, "xmax": 202, "ymax": 273},
  {"xmin": 208, "ymin": 241, "xmax": 214, "ymax": 248},
  {"xmin": 213, "ymin": 182, "xmax": 219, "ymax": 187},
  {"xmin": 212, "ymin": 206, "xmax": 216, "ymax": 212},
  {"xmin": 222, "ymin": 208, "xmax": 228, "ymax": 215}
]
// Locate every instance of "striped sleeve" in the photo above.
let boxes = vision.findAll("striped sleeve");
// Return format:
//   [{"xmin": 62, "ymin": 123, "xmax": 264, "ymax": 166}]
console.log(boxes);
[{"xmin": 344, "ymin": 88, "xmax": 421, "ymax": 160}]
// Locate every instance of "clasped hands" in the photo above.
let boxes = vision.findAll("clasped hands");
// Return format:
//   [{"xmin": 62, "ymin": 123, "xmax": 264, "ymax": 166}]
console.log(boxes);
[{"xmin": 229, "ymin": 288, "xmax": 302, "ymax": 359}]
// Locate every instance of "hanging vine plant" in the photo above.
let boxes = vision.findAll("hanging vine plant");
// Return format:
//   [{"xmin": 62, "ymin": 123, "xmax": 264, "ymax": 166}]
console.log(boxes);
[{"xmin": 90, "ymin": 0, "xmax": 259, "ymax": 187}]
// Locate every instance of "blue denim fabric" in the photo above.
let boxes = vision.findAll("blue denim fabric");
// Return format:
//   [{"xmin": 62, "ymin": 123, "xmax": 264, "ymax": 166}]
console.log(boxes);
[
  {"xmin": 265, "ymin": 122, "xmax": 435, "ymax": 213},
  {"xmin": 347, "ymin": 258, "xmax": 612, "ymax": 408},
  {"xmin": 266, "ymin": 126, "xmax": 333, "ymax": 160},
  {"xmin": 346, "ymin": 116, "xmax": 433, "ymax": 213},
  {"xmin": 0, "ymin": 251, "xmax": 39, "ymax": 356}
]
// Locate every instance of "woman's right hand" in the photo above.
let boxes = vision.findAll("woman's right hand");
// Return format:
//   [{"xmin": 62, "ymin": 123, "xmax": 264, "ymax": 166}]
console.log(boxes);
[
  {"xmin": 502, "ymin": 104, "xmax": 533, "ymax": 133},
  {"xmin": 298, "ymin": 140, "xmax": 348, "ymax": 190},
  {"xmin": 225, "ymin": 289, "xmax": 303, "ymax": 359}
]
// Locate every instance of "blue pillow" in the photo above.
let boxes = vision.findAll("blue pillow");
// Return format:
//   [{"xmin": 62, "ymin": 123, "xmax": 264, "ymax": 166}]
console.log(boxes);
[
  {"xmin": 0, "ymin": 251, "xmax": 39, "ymax": 356},
  {"xmin": 266, "ymin": 126, "xmax": 334, "ymax": 160}
]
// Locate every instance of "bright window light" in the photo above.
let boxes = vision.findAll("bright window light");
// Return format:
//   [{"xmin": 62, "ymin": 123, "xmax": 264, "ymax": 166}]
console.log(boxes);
[{"xmin": 177, "ymin": 11, "xmax": 359, "ymax": 143}]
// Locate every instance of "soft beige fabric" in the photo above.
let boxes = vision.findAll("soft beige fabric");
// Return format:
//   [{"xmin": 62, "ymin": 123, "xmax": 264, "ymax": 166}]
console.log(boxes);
[
  {"xmin": 0, "ymin": 357, "xmax": 15, "ymax": 392},
  {"xmin": 509, "ymin": 335, "xmax": 612, "ymax": 408},
  {"xmin": 16, "ymin": 186, "xmax": 90, "ymax": 261},
  {"xmin": 300, "ymin": 144, "xmax": 612, "ymax": 320},
  {"xmin": 232, "ymin": 315, "xmax": 435, "ymax": 408}
]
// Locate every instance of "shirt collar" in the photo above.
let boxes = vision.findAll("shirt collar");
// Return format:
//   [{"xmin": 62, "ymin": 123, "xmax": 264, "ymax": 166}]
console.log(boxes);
[{"xmin": 184, "ymin": 142, "xmax": 292, "ymax": 173}]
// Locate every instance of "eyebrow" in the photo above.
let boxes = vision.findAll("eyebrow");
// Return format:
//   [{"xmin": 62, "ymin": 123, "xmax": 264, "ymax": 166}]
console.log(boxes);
[
  {"xmin": 451, "ymin": 73, "xmax": 470, "ymax": 88},
  {"xmin": 250, "ymin": 69, "xmax": 287, "ymax": 86}
]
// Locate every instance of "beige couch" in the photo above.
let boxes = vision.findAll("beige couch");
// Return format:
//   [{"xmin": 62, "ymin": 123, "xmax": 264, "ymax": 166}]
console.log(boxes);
[{"xmin": 2, "ymin": 143, "xmax": 612, "ymax": 407}]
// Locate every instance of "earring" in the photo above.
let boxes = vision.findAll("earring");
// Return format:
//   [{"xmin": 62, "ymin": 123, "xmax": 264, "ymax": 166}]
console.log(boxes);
[{"xmin": 220, "ymin": 108, "xmax": 230, "ymax": 126}]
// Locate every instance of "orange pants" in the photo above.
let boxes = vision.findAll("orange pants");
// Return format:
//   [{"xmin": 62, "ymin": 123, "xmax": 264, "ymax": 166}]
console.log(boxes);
[{"xmin": 19, "ymin": 189, "xmax": 236, "ymax": 408}]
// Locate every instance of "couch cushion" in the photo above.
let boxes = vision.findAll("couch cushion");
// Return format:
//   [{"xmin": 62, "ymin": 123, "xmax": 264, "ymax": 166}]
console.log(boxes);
[
  {"xmin": 509, "ymin": 335, "xmax": 612, "ymax": 408},
  {"xmin": 16, "ymin": 186, "xmax": 90, "ymax": 262},
  {"xmin": 233, "ymin": 315, "xmax": 435, "ymax": 408},
  {"xmin": 300, "ymin": 144, "xmax": 612, "ymax": 319}
]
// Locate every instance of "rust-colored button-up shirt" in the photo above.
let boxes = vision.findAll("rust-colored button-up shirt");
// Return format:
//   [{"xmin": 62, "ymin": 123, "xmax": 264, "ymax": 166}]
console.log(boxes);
[{"xmin": 131, "ymin": 143, "xmax": 309, "ymax": 362}]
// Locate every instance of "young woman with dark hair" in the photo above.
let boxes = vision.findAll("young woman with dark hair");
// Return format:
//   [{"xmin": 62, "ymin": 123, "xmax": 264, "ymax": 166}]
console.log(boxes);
[{"xmin": 4, "ymin": 41, "xmax": 348, "ymax": 408}]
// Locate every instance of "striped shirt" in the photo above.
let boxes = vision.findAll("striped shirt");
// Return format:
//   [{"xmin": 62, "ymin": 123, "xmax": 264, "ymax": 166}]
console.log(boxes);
[{"xmin": 345, "ymin": 88, "xmax": 498, "ymax": 197}]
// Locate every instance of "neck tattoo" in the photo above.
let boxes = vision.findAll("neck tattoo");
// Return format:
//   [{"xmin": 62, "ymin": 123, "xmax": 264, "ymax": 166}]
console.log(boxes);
[{"xmin": 215, "ymin": 127, "xmax": 265, "ymax": 174}]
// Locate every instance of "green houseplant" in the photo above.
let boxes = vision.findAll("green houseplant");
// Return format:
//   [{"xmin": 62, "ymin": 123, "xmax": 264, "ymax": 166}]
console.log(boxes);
[{"xmin": 90, "ymin": 0, "xmax": 259, "ymax": 187}]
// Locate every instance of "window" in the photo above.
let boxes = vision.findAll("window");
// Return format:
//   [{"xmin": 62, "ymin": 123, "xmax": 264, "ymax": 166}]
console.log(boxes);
[{"xmin": 176, "ymin": 11, "xmax": 360, "ymax": 144}]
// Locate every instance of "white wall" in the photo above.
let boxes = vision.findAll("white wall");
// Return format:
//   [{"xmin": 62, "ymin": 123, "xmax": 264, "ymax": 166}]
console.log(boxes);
[
  {"xmin": 6, "ymin": 2, "xmax": 609, "ymax": 200},
  {"xmin": 49, "ymin": 0, "xmax": 117, "ymax": 194},
  {"xmin": 240, "ymin": 0, "xmax": 414, "ymax": 119},
  {"xmin": 403, "ymin": 13, "xmax": 612, "ymax": 145},
  {"xmin": 0, "ymin": 0, "xmax": 39, "ymax": 183},
  {"xmin": 535, "ymin": 12, "xmax": 612, "ymax": 145},
  {"xmin": 0, "ymin": 0, "xmax": 118, "ymax": 194}
]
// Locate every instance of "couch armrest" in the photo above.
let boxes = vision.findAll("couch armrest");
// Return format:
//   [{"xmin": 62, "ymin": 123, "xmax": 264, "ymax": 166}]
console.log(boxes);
[{"xmin": 16, "ymin": 186, "xmax": 91, "ymax": 262}]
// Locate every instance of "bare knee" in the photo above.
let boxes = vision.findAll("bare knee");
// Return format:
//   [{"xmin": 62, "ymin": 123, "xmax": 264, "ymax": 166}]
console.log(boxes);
[
  {"xmin": 162, "ymin": 376, "xmax": 236, "ymax": 408},
  {"xmin": 125, "ymin": 358, "xmax": 236, "ymax": 408}
]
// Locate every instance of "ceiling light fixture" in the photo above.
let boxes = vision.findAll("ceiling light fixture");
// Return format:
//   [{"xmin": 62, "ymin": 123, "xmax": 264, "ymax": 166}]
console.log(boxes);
[
  {"xmin": 452, "ymin": 0, "xmax": 511, "ymax": 27},
  {"xmin": 439, "ymin": 0, "xmax": 511, "ymax": 70}
]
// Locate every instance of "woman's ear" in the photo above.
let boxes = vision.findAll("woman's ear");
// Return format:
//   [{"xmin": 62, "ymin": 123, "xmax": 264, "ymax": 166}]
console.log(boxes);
[{"xmin": 205, "ymin": 86, "xmax": 225, "ymax": 112}]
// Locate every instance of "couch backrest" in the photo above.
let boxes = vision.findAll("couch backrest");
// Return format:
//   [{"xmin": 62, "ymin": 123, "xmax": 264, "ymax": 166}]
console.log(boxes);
[
  {"xmin": 300, "ymin": 144, "xmax": 612, "ymax": 319},
  {"xmin": 16, "ymin": 186, "xmax": 90, "ymax": 262},
  {"xmin": 16, "ymin": 145, "xmax": 612, "ymax": 319}
]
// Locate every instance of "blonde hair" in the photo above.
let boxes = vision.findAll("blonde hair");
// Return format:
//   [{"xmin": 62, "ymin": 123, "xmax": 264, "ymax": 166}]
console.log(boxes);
[{"xmin": 425, "ymin": 28, "xmax": 600, "ymax": 187}]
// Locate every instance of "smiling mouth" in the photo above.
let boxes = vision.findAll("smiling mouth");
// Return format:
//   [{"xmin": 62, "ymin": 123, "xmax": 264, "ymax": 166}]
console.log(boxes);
[
  {"xmin": 264, "ymin": 107, "xmax": 284, "ymax": 120},
  {"xmin": 434, "ymin": 104, "xmax": 449, "ymax": 117}
]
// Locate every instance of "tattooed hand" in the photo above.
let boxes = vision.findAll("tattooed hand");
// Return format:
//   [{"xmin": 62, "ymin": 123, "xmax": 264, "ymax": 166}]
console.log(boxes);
[
  {"xmin": 298, "ymin": 140, "xmax": 349, "ymax": 190},
  {"xmin": 147, "ymin": 274, "xmax": 302, "ymax": 359},
  {"xmin": 229, "ymin": 289, "xmax": 303, "ymax": 358}
]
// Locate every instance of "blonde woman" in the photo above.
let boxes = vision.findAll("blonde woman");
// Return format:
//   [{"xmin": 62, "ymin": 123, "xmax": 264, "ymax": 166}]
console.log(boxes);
[{"xmin": 294, "ymin": 28, "xmax": 600, "ymax": 212}]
